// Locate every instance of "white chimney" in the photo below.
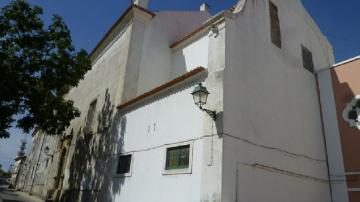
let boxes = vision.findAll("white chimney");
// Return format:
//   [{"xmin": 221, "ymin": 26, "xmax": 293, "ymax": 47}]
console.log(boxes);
[
  {"xmin": 132, "ymin": 0, "xmax": 149, "ymax": 8},
  {"xmin": 200, "ymin": 3, "xmax": 210, "ymax": 12}
]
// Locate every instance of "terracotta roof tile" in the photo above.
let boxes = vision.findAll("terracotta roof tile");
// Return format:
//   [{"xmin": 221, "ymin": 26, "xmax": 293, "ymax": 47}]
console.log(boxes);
[
  {"xmin": 169, "ymin": 24, "xmax": 209, "ymax": 49},
  {"xmin": 117, "ymin": 67, "xmax": 206, "ymax": 110},
  {"xmin": 170, "ymin": 12, "xmax": 225, "ymax": 49}
]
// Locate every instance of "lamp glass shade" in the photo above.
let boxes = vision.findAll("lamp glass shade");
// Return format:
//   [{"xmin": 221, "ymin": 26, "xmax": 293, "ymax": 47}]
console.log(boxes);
[
  {"xmin": 191, "ymin": 83, "xmax": 209, "ymax": 107},
  {"xmin": 192, "ymin": 92, "xmax": 201, "ymax": 105},
  {"xmin": 199, "ymin": 91, "xmax": 208, "ymax": 106}
]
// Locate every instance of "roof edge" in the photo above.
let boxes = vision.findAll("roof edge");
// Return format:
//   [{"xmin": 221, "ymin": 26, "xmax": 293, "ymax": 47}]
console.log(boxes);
[
  {"xmin": 170, "ymin": 12, "xmax": 225, "ymax": 49},
  {"xmin": 333, "ymin": 55, "xmax": 360, "ymax": 68},
  {"xmin": 89, "ymin": 5, "xmax": 155, "ymax": 62},
  {"xmin": 117, "ymin": 67, "xmax": 206, "ymax": 110}
]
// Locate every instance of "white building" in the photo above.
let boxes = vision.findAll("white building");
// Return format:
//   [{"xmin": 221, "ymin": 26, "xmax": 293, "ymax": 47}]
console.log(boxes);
[{"xmin": 16, "ymin": 0, "xmax": 336, "ymax": 201}]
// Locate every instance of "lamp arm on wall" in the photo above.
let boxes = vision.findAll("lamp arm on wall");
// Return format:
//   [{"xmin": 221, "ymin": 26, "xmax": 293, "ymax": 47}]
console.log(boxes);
[{"xmin": 199, "ymin": 106, "xmax": 217, "ymax": 121}]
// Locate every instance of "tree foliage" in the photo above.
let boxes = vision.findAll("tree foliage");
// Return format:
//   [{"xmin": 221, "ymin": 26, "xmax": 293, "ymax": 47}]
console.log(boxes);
[
  {"xmin": 0, "ymin": 164, "xmax": 8, "ymax": 177},
  {"xmin": 0, "ymin": 1, "xmax": 91, "ymax": 138}
]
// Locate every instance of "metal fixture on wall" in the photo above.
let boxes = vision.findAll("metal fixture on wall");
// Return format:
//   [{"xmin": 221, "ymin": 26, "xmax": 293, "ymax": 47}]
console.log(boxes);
[
  {"xmin": 191, "ymin": 83, "xmax": 217, "ymax": 120},
  {"xmin": 343, "ymin": 96, "xmax": 360, "ymax": 130},
  {"xmin": 210, "ymin": 24, "xmax": 219, "ymax": 37}
]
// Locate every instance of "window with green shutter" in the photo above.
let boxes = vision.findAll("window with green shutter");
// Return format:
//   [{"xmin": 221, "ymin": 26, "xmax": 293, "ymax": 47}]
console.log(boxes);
[{"xmin": 165, "ymin": 145, "xmax": 190, "ymax": 170}]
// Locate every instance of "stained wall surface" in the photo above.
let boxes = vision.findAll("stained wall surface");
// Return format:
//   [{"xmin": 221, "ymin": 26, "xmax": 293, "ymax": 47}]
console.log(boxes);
[{"xmin": 223, "ymin": 0, "xmax": 334, "ymax": 201}]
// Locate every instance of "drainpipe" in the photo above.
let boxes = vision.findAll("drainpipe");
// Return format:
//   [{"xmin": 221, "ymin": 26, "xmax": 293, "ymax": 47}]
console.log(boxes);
[{"xmin": 316, "ymin": 75, "xmax": 334, "ymax": 202}]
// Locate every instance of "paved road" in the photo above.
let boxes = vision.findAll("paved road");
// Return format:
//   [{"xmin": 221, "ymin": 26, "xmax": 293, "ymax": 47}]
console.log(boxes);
[{"xmin": 0, "ymin": 177, "xmax": 43, "ymax": 202}]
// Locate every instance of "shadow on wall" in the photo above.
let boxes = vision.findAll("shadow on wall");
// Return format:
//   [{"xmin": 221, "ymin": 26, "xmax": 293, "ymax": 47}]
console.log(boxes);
[
  {"xmin": 61, "ymin": 89, "xmax": 126, "ymax": 202},
  {"xmin": 215, "ymin": 111, "xmax": 224, "ymax": 136},
  {"xmin": 171, "ymin": 51, "xmax": 187, "ymax": 78},
  {"xmin": 331, "ymin": 70, "xmax": 355, "ymax": 114}
]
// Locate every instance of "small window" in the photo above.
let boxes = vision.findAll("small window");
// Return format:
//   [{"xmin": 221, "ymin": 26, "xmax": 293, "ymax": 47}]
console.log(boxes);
[
  {"xmin": 116, "ymin": 154, "xmax": 132, "ymax": 175},
  {"xmin": 165, "ymin": 145, "xmax": 190, "ymax": 170},
  {"xmin": 269, "ymin": 1, "xmax": 281, "ymax": 48},
  {"xmin": 84, "ymin": 99, "xmax": 97, "ymax": 133},
  {"xmin": 301, "ymin": 45, "xmax": 315, "ymax": 73},
  {"xmin": 87, "ymin": 99, "xmax": 97, "ymax": 125}
]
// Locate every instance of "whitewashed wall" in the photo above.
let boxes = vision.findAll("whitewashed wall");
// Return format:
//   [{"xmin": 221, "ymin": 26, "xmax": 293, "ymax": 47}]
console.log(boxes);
[
  {"xmin": 61, "ymin": 21, "xmax": 134, "ymax": 192},
  {"xmin": 199, "ymin": 21, "xmax": 225, "ymax": 202},
  {"xmin": 20, "ymin": 8, "xmax": 215, "ymax": 201},
  {"xmin": 17, "ymin": 1, "xmax": 338, "ymax": 201},
  {"xmin": 136, "ymin": 11, "xmax": 210, "ymax": 95},
  {"xmin": 170, "ymin": 19, "xmax": 226, "ymax": 202},
  {"xmin": 111, "ymin": 18, "xmax": 225, "ymax": 202},
  {"xmin": 223, "ymin": 0, "xmax": 334, "ymax": 201},
  {"xmin": 171, "ymin": 35, "xmax": 209, "ymax": 77},
  {"xmin": 112, "ymin": 83, "xmax": 207, "ymax": 202}
]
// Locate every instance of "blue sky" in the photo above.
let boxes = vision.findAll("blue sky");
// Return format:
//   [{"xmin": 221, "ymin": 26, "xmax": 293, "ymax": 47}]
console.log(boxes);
[{"xmin": 1, "ymin": 0, "xmax": 359, "ymax": 170}]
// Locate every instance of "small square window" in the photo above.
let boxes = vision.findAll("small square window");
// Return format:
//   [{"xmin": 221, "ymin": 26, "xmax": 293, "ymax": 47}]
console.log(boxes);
[
  {"xmin": 165, "ymin": 145, "xmax": 190, "ymax": 170},
  {"xmin": 116, "ymin": 154, "xmax": 132, "ymax": 175}
]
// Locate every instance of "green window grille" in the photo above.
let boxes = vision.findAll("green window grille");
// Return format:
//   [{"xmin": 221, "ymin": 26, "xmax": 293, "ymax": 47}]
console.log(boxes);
[{"xmin": 165, "ymin": 145, "xmax": 190, "ymax": 170}]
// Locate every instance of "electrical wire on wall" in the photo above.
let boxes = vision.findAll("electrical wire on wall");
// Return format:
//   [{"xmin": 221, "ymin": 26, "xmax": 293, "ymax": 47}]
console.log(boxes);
[
  {"xmin": 236, "ymin": 161, "xmax": 329, "ymax": 183},
  {"xmin": 221, "ymin": 132, "xmax": 326, "ymax": 163},
  {"xmin": 104, "ymin": 134, "xmax": 216, "ymax": 157}
]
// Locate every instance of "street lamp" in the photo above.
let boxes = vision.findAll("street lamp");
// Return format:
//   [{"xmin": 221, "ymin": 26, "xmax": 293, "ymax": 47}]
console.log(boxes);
[{"xmin": 191, "ymin": 83, "xmax": 217, "ymax": 120}]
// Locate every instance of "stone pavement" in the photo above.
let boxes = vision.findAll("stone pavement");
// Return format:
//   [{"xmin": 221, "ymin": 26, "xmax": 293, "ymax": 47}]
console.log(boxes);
[{"xmin": 0, "ymin": 177, "xmax": 43, "ymax": 202}]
